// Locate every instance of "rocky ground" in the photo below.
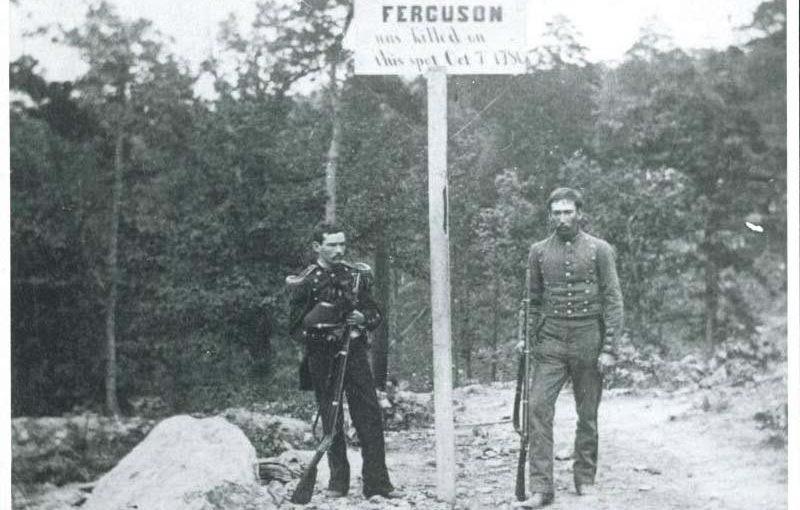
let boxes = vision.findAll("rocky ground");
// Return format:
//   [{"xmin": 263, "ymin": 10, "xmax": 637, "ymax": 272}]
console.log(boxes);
[
  {"xmin": 279, "ymin": 372, "xmax": 788, "ymax": 510},
  {"xmin": 13, "ymin": 367, "xmax": 788, "ymax": 509}
]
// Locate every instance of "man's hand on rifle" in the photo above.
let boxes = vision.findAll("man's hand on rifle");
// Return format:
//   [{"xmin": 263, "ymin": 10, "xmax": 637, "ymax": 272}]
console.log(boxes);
[{"xmin": 346, "ymin": 309, "xmax": 366, "ymax": 327}]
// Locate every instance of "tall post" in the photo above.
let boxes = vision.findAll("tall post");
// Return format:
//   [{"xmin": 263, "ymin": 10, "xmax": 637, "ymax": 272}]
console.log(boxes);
[
  {"xmin": 104, "ymin": 127, "xmax": 124, "ymax": 418},
  {"xmin": 1, "ymin": 6, "xmax": 12, "ymax": 505},
  {"xmin": 787, "ymin": 8, "xmax": 799, "ymax": 510},
  {"xmin": 427, "ymin": 67, "xmax": 455, "ymax": 504}
]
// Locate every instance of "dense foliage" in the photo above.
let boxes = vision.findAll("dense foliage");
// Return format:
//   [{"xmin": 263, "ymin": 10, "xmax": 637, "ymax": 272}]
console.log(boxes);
[{"xmin": 10, "ymin": 1, "xmax": 787, "ymax": 415}]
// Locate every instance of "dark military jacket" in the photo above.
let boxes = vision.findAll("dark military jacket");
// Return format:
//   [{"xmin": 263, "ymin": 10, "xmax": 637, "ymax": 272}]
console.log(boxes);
[
  {"xmin": 527, "ymin": 230, "xmax": 624, "ymax": 347},
  {"xmin": 287, "ymin": 261, "xmax": 382, "ymax": 345}
]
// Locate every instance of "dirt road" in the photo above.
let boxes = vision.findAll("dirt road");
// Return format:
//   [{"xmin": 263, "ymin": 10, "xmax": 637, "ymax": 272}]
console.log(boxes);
[{"xmin": 288, "ymin": 377, "xmax": 787, "ymax": 509}]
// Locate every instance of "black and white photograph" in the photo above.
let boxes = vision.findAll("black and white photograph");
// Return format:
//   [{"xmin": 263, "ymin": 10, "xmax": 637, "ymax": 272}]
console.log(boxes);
[{"xmin": 3, "ymin": 1, "xmax": 798, "ymax": 509}]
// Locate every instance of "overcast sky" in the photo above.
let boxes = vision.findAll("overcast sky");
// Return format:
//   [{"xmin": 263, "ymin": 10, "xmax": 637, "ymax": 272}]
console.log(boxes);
[{"xmin": 10, "ymin": 0, "xmax": 765, "ymax": 95}]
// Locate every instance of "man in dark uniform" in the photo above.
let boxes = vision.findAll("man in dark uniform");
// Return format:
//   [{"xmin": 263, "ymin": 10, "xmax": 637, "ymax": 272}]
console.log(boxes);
[
  {"xmin": 517, "ymin": 188, "xmax": 624, "ymax": 508},
  {"xmin": 286, "ymin": 222, "xmax": 401, "ymax": 500}
]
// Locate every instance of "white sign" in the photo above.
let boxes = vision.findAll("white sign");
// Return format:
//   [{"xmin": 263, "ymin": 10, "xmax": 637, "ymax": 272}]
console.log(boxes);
[{"xmin": 350, "ymin": 0, "xmax": 527, "ymax": 75}]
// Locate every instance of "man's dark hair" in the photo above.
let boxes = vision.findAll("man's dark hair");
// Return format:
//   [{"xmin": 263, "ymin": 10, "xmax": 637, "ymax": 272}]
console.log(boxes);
[
  {"xmin": 547, "ymin": 187, "xmax": 584, "ymax": 211},
  {"xmin": 311, "ymin": 221, "xmax": 345, "ymax": 244}
]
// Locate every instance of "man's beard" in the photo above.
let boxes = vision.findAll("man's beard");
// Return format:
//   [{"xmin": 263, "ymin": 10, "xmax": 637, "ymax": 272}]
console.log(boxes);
[{"xmin": 556, "ymin": 224, "xmax": 578, "ymax": 239}]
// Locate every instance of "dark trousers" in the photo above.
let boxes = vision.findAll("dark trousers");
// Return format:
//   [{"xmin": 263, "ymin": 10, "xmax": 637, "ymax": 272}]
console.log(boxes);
[
  {"xmin": 528, "ymin": 317, "xmax": 603, "ymax": 493},
  {"xmin": 306, "ymin": 335, "xmax": 393, "ymax": 497}
]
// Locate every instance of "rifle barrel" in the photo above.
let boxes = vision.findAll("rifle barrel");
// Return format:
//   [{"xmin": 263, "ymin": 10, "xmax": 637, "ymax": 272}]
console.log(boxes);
[{"xmin": 513, "ymin": 268, "xmax": 533, "ymax": 501}]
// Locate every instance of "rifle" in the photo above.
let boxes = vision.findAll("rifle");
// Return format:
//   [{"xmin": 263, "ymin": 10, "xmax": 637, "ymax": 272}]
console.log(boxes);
[
  {"xmin": 290, "ymin": 272, "xmax": 362, "ymax": 505},
  {"xmin": 512, "ymin": 268, "xmax": 532, "ymax": 502}
]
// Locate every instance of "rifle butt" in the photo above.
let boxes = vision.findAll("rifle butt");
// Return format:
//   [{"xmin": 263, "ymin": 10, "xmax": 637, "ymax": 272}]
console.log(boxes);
[
  {"xmin": 515, "ymin": 442, "xmax": 527, "ymax": 501},
  {"xmin": 290, "ymin": 464, "xmax": 318, "ymax": 504},
  {"xmin": 290, "ymin": 412, "xmax": 336, "ymax": 503}
]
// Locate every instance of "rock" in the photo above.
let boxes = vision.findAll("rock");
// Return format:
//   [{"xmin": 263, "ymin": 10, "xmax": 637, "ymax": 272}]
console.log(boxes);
[
  {"xmin": 693, "ymin": 391, "xmax": 730, "ymax": 413},
  {"xmin": 555, "ymin": 448, "xmax": 573, "ymax": 461},
  {"xmin": 680, "ymin": 354, "xmax": 698, "ymax": 365},
  {"xmin": 632, "ymin": 465, "xmax": 662, "ymax": 475},
  {"xmin": 700, "ymin": 365, "xmax": 728, "ymax": 388},
  {"xmin": 461, "ymin": 384, "xmax": 484, "ymax": 395},
  {"xmin": 257, "ymin": 461, "xmax": 295, "ymax": 484},
  {"xmin": 220, "ymin": 408, "xmax": 312, "ymax": 457},
  {"xmin": 129, "ymin": 396, "xmax": 171, "ymax": 418},
  {"xmin": 473, "ymin": 427, "xmax": 489, "ymax": 438},
  {"xmin": 83, "ymin": 415, "xmax": 275, "ymax": 510},
  {"xmin": 257, "ymin": 449, "xmax": 305, "ymax": 483},
  {"xmin": 383, "ymin": 390, "xmax": 434, "ymax": 430},
  {"xmin": 12, "ymin": 482, "xmax": 87, "ymax": 510},
  {"xmin": 726, "ymin": 358, "xmax": 757, "ymax": 386}
]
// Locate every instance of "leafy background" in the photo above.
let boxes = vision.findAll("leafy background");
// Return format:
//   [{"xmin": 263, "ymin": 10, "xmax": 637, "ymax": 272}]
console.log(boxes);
[{"xmin": 9, "ymin": 0, "xmax": 787, "ymax": 417}]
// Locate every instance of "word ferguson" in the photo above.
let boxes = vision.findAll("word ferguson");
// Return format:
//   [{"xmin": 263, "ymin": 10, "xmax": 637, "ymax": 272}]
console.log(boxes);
[{"xmin": 382, "ymin": 4, "xmax": 503, "ymax": 23}]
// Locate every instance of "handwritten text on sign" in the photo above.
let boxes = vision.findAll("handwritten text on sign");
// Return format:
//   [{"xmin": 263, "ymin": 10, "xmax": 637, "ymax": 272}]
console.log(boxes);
[{"xmin": 351, "ymin": 0, "xmax": 527, "ymax": 75}]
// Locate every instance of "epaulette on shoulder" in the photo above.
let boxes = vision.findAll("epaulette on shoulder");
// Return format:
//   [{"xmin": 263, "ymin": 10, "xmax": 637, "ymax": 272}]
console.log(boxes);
[{"xmin": 285, "ymin": 264, "xmax": 317, "ymax": 288}]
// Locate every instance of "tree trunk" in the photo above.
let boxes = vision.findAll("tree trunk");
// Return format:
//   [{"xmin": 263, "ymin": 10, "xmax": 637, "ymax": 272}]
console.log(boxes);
[
  {"xmin": 463, "ymin": 325, "xmax": 472, "ymax": 381},
  {"xmin": 703, "ymin": 227, "xmax": 719, "ymax": 351},
  {"xmin": 388, "ymin": 266, "xmax": 399, "ymax": 347},
  {"xmin": 490, "ymin": 281, "xmax": 500, "ymax": 382},
  {"xmin": 462, "ymin": 295, "xmax": 473, "ymax": 381},
  {"xmin": 324, "ymin": 60, "xmax": 341, "ymax": 223},
  {"xmin": 372, "ymin": 234, "xmax": 391, "ymax": 390},
  {"xmin": 104, "ymin": 129, "xmax": 123, "ymax": 417},
  {"xmin": 452, "ymin": 294, "xmax": 464, "ymax": 387},
  {"xmin": 458, "ymin": 266, "xmax": 473, "ymax": 382}
]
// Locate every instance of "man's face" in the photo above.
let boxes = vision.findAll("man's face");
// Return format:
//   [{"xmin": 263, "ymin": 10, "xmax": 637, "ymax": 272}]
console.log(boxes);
[
  {"xmin": 549, "ymin": 199, "xmax": 581, "ymax": 238},
  {"xmin": 313, "ymin": 232, "xmax": 346, "ymax": 267}
]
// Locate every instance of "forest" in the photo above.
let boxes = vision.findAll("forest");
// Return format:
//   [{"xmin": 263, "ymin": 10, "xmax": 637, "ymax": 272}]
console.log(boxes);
[{"xmin": 10, "ymin": 0, "xmax": 787, "ymax": 419}]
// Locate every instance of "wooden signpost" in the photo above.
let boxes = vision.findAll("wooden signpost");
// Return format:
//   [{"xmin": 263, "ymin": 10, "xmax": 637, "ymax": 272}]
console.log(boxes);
[{"xmin": 351, "ymin": 0, "xmax": 527, "ymax": 503}]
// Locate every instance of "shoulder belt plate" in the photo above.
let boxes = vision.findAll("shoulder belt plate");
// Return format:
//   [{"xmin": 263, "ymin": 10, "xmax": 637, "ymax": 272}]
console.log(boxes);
[{"xmin": 341, "ymin": 260, "xmax": 372, "ymax": 275}]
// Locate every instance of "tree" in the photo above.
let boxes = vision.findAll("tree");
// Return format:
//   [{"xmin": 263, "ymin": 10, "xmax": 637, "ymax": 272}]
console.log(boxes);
[
  {"xmin": 61, "ymin": 1, "xmax": 195, "ymax": 415},
  {"xmin": 336, "ymin": 75, "xmax": 428, "ymax": 388},
  {"xmin": 481, "ymin": 15, "xmax": 600, "ymax": 200},
  {"xmin": 10, "ymin": 66, "xmax": 106, "ymax": 414},
  {"xmin": 207, "ymin": 0, "xmax": 353, "ymax": 221},
  {"xmin": 470, "ymin": 170, "xmax": 535, "ymax": 381},
  {"xmin": 595, "ymin": 31, "xmax": 778, "ymax": 349},
  {"xmin": 739, "ymin": 0, "xmax": 787, "ymax": 255}
]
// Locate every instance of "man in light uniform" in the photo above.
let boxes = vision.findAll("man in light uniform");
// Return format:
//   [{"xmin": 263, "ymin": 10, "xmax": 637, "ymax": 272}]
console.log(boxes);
[{"xmin": 519, "ymin": 187, "xmax": 624, "ymax": 508}]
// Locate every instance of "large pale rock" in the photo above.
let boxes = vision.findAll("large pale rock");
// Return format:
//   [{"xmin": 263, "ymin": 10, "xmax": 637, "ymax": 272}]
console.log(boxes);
[{"xmin": 83, "ymin": 415, "xmax": 276, "ymax": 510}]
